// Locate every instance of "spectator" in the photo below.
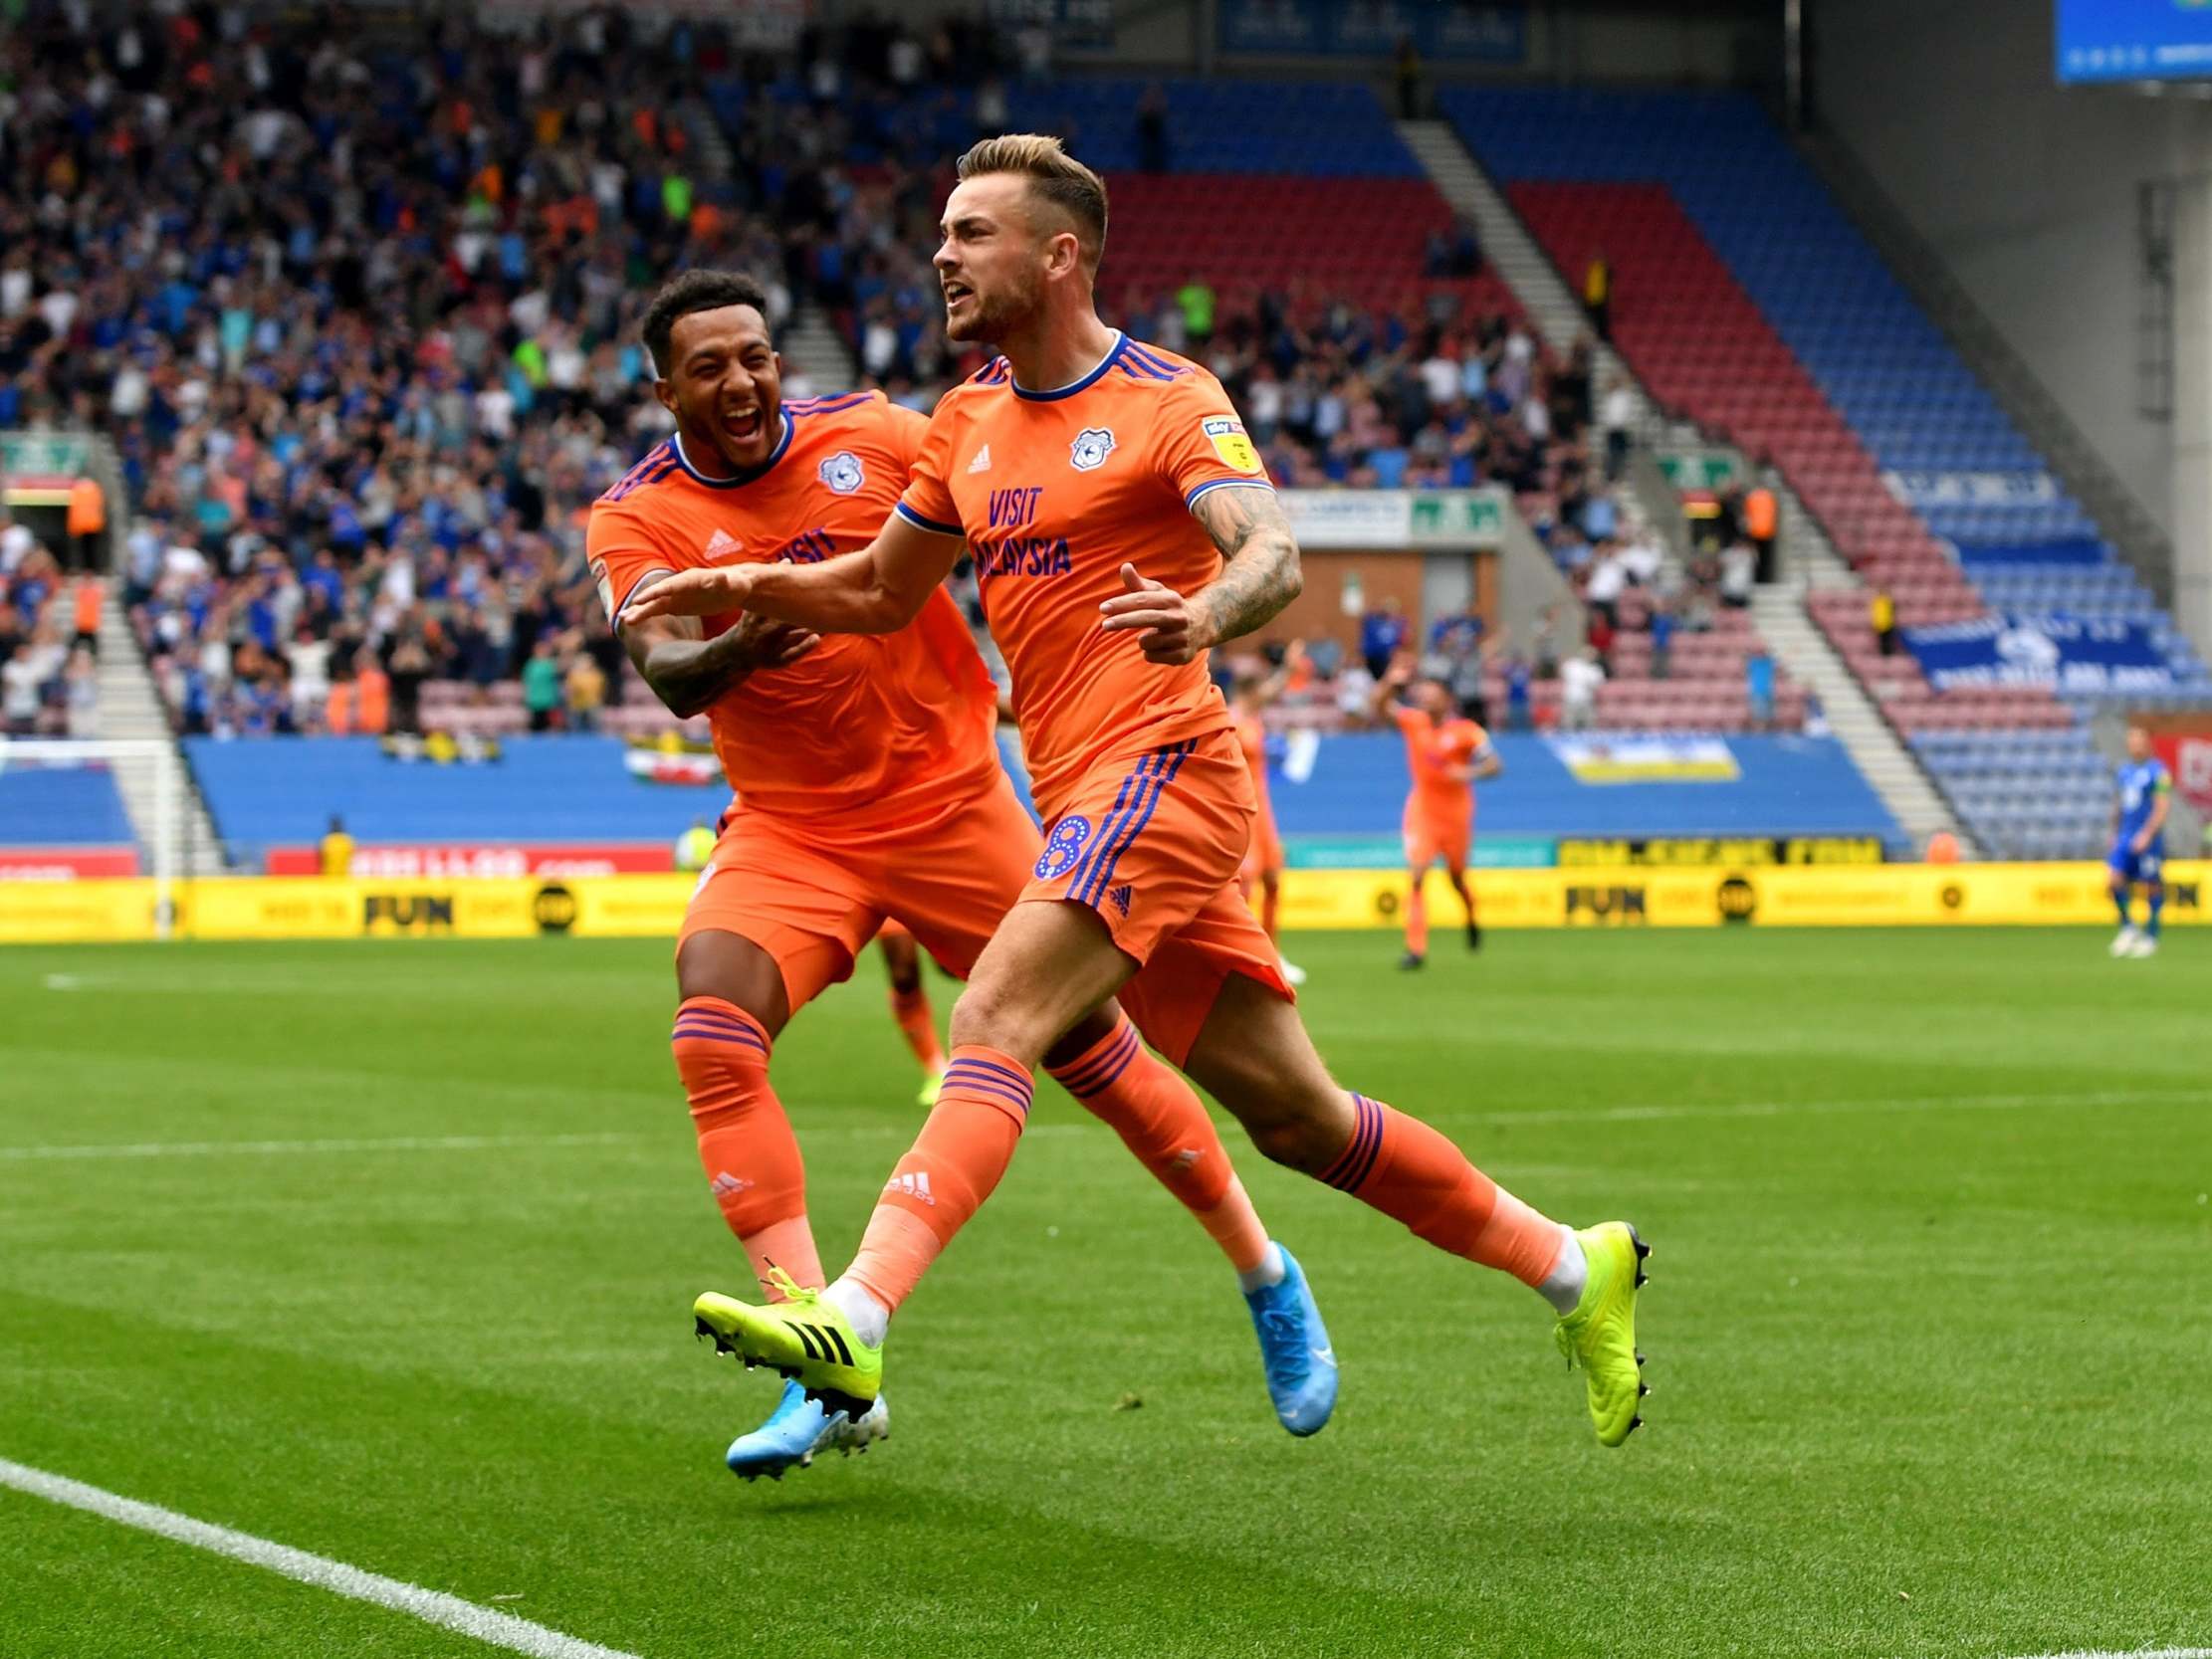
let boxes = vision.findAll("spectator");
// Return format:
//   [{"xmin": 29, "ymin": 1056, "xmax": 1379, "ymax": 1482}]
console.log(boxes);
[
  {"xmin": 1585, "ymin": 608, "xmax": 1616, "ymax": 672},
  {"xmin": 1585, "ymin": 540, "xmax": 1627, "ymax": 627},
  {"xmin": 1136, "ymin": 84, "xmax": 1171, "ymax": 174},
  {"xmin": 1425, "ymin": 607, "xmax": 1485, "ymax": 724},
  {"xmin": 1744, "ymin": 474, "xmax": 1780, "ymax": 584},
  {"xmin": 1745, "ymin": 648, "xmax": 1776, "ymax": 731},
  {"xmin": 1650, "ymin": 602, "xmax": 1676, "ymax": 681},
  {"xmin": 64, "ymin": 647, "xmax": 99, "ymax": 738},
  {"xmin": 1560, "ymin": 646, "xmax": 1606, "ymax": 731},
  {"xmin": 523, "ymin": 639, "xmax": 564, "ymax": 732},
  {"xmin": 565, "ymin": 649, "xmax": 608, "ymax": 733},
  {"xmin": 1532, "ymin": 605, "xmax": 1563, "ymax": 680},
  {"xmin": 66, "ymin": 478, "xmax": 106, "ymax": 571},
  {"xmin": 1175, "ymin": 272, "xmax": 1217, "ymax": 350},
  {"xmin": 1393, "ymin": 33, "xmax": 1424, "ymax": 120},
  {"xmin": 1602, "ymin": 375, "xmax": 1636, "ymax": 481},
  {"xmin": 1719, "ymin": 540, "xmax": 1756, "ymax": 608},
  {"xmin": 1502, "ymin": 650, "xmax": 1533, "ymax": 732},
  {"xmin": 0, "ymin": 515, "xmax": 31, "ymax": 578},
  {"xmin": 320, "ymin": 816, "xmax": 355, "ymax": 878},
  {"xmin": 1872, "ymin": 588, "xmax": 1899, "ymax": 657},
  {"xmin": 287, "ymin": 627, "xmax": 333, "ymax": 730},
  {"xmin": 71, "ymin": 577, "xmax": 102, "ymax": 658},
  {"xmin": 1360, "ymin": 595, "xmax": 1409, "ymax": 682},
  {"xmin": 1583, "ymin": 252, "xmax": 1613, "ymax": 341},
  {"xmin": 3, "ymin": 643, "xmax": 44, "ymax": 735}
]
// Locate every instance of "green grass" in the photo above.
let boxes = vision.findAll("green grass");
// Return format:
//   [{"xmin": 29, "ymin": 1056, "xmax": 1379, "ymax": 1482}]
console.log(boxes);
[{"xmin": 2, "ymin": 930, "xmax": 2208, "ymax": 1659}]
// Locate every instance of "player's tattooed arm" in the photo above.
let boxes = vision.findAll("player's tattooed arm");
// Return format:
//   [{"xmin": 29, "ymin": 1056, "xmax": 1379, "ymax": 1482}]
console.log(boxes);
[
  {"xmin": 1193, "ymin": 485, "xmax": 1305, "ymax": 643},
  {"xmin": 624, "ymin": 517, "xmax": 965, "ymax": 635},
  {"xmin": 619, "ymin": 572, "xmax": 819, "ymax": 719},
  {"xmin": 1098, "ymin": 485, "xmax": 1303, "ymax": 666}
]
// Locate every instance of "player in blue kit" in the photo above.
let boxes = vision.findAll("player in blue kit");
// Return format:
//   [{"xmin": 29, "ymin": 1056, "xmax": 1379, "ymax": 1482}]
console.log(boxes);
[{"xmin": 2106, "ymin": 724, "xmax": 2172, "ymax": 959}]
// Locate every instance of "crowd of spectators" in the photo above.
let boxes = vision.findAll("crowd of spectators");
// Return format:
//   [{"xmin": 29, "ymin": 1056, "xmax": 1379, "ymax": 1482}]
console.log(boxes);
[
  {"xmin": 0, "ymin": 2, "xmax": 1630, "ymax": 738},
  {"xmin": 0, "ymin": 516, "xmax": 101, "ymax": 737}
]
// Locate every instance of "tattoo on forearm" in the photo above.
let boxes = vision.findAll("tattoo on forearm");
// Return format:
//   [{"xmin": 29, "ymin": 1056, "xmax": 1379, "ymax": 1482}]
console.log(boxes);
[
  {"xmin": 1193, "ymin": 486, "xmax": 1303, "ymax": 643},
  {"xmin": 640, "ymin": 628, "xmax": 757, "ymax": 718}
]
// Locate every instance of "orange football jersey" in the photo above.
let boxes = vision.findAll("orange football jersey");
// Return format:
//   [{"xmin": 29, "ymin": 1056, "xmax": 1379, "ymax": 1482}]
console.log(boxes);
[
  {"xmin": 1231, "ymin": 709, "xmax": 1276, "ymax": 833},
  {"xmin": 1392, "ymin": 704, "xmax": 1488, "ymax": 823},
  {"xmin": 894, "ymin": 333, "xmax": 1270, "ymax": 809},
  {"xmin": 587, "ymin": 391, "xmax": 997, "ymax": 827}
]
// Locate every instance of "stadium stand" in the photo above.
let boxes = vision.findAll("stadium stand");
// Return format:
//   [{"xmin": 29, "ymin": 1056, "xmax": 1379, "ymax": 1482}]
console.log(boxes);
[
  {"xmin": 0, "ymin": 758, "xmax": 138, "ymax": 874},
  {"xmin": 3, "ymin": 1, "xmax": 1807, "ymax": 758},
  {"xmin": 1442, "ymin": 86, "xmax": 2212, "ymax": 855}
]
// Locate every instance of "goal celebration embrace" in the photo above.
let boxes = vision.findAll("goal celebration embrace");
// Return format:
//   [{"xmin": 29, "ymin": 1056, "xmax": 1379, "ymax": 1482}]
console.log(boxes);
[{"xmin": 611, "ymin": 133, "xmax": 1652, "ymax": 1472}]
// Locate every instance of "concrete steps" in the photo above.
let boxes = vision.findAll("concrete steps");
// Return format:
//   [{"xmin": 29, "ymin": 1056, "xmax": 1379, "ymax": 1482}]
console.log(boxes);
[
  {"xmin": 95, "ymin": 580, "xmax": 228, "ymax": 874},
  {"xmin": 1399, "ymin": 116, "xmax": 1969, "ymax": 854}
]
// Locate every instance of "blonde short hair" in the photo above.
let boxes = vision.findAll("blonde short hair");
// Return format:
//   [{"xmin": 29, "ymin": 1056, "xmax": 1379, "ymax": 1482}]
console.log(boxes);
[{"xmin": 957, "ymin": 133, "xmax": 1109, "ymax": 271}]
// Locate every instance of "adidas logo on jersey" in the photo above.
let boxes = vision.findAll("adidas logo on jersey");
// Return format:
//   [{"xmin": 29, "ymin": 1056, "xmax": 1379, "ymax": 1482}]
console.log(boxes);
[
  {"xmin": 884, "ymin": 1170, "xmax": 936, "ymax": 1205},
  {"xmin": 1108, "ymin": 884, "xmax": 1134, "ymax": 916},
  {"xmin": 703, "ymin": 527, "xmax": 743, "ymax": 562},
  {"xmin": 967, "ymin": 444, "xmax": 992, "ymax": 474}
]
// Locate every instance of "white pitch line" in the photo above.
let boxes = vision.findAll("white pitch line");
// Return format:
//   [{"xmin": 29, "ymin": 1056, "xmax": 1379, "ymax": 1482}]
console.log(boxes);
[
  {"xmin": 2004, "ymin": 1648, "xmax": 2212, "ymax": 1658},
  {"xmin": 0, "ymin": 1131, "xmax": 648, "ymax": 1162},
  {"xmin": 0, "ymin": 1456, "xmax": 643, "ymax": 1659}
]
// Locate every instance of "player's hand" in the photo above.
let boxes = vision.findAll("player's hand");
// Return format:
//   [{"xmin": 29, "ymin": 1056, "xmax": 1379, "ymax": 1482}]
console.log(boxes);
[
  {"xmin": 2132, "ymin": 831, "xmax": 2152, "ymax": 853},
  {"xmin": 626, "ymin": 566, "xmax": 756, "ymax": 624},
  {"xmin": 732, "ymin": 610, "xmax": 819, "ymax": 671},
  {"xmin": 1099, "ymin": 562, "xmax": 1212, "ymax": 665}
]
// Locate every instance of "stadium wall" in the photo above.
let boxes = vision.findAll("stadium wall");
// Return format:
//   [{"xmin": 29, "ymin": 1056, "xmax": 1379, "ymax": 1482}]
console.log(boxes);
[
  {"xmin": 2, "ymin": 863, "xmax": 2201, "ymax": 945},
  {"xmin": 1810, "ymin": 0, "xmax": 2212, "ymax": 562}
]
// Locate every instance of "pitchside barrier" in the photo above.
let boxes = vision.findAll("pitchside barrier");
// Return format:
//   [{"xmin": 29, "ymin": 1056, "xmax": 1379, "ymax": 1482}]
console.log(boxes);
[{"xmin": 1, "ymin": 862, "xmax": 2202, "ymax": 944}]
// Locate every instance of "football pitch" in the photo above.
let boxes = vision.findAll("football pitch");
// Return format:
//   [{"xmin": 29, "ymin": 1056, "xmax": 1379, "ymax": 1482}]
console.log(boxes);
[{"xmin": 2, "ymin": 929, "xmax": 2207, "ymax": 1659}]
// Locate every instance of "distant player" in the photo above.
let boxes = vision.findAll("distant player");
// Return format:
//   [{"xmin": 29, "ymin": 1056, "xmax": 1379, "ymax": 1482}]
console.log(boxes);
[
  {"xmin": 591, "ymin": 271, "xmax": 1335, "ymax": 1477},
  {"xmin": 2107, "ymin": 723, "xmax": 2171, "ymax": 959},
  {"xmin": 875, "ymin": 923, "xmax": 949, "ymax": 1103},
  {"xmin": 1375, "ymin": 659, "xmax": 1500, "ymax": 967},
  {"xmin": 1229, "ymin": 653, "xmax": 1303, "ymax": 986},
  {"xmin": 634, "ymin": 138, "xmax": 1650, "ymax": 1449}
]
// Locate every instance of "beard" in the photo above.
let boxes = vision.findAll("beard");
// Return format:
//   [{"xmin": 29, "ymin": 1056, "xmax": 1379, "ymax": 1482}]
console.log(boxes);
[{"xmin": 946, "ymin": 269, "xmax": 1042, "ymax": 343}]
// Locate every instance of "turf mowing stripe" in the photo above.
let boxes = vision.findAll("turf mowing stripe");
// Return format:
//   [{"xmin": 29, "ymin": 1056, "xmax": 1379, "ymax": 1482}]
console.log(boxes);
[
  {"xmin": 0, "ymin": 1457, "xmax": 644, "ymax": 1659},
  {"xmin": 1469, "ymin": 1085, "xmax": 2212, "ymax": 1128},
  {"xmin": 0, "ymin": 1131, "xmax": 648, "ymax": 1161}
]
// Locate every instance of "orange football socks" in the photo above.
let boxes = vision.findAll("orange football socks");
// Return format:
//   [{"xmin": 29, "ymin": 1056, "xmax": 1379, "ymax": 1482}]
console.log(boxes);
[
  {"xmin": 889, "ymin": 983, "xmax": 948, "ymax": 1077},
  {"xmin": 671, "ymin": 996, "xmax": 824, "ymax": 1296},
  {"xmin": 840, "ymin": 1045, "xmax": 1031, "ymax": 1321},
  {"xmin": 1047, "ymin": 1012, "xmax": 1270, "ymax": 1275},
  {"xmin": 1405, "ymin": 887, "xmax": 1429, "ymax": 957},
  {"xmin": 1320, "ymin": 1093, "xmax": 1572, "ymax": 1292}
]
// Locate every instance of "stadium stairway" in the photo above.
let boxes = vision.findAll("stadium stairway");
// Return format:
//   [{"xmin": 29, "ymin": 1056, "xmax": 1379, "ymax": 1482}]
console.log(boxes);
[
  {"xmin": 780, "ymin": 304, "xmax": 861, "ymax": 400},
  {"xmin": 95, "ymin": 575, "xmax": 228, "ymax": 875},
  {"xmin": 1438, "ymin": 87, "xmax": 2205, "ymax": 857},
  {"xmin": 1403, "ymin": 115, "xmax": 1966, "ymax": 847}
]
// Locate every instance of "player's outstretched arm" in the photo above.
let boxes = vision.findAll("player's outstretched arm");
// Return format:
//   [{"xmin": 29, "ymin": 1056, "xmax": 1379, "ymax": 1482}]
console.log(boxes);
[
  {"xmin": 1098, "ymin": 485, "xmax": 1303, "ymax": 666},
  {"xmin": 618, "ymin": 575, "xmax": 820, "ymax": 719},
  {"xmin": 623, "ymin": 517, "xmax": 963, "ymax": 636}
]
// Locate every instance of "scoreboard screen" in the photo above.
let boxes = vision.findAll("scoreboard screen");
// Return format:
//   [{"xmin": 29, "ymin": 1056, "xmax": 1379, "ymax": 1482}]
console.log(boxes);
[{"xmin": 2058, "ymin": 0, "xmax": 2212, "ymax": 83}]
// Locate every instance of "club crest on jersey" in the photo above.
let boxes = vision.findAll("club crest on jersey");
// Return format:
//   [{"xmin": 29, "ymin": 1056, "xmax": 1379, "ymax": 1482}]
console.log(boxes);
[
  {"xmin": 1069, "ymin": 428, "xmax": 1117, "ymax": 472},
  {"xmin": 1034, "ymin": 815, "xmax": 1093, "ymax": 880},
  {"xmin": 816, "ymin": 451, "xmax": 865, "ymax": 495}
]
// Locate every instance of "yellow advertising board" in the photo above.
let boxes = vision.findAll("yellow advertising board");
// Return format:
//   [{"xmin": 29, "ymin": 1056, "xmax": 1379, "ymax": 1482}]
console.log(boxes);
[
  {"xmin": 1277, "ymin": 862, "xmax": 2210, "ymax": 932},
  {"xmin": 1, "ymin": 864, "xmax": 2204, "ymax": 945}
]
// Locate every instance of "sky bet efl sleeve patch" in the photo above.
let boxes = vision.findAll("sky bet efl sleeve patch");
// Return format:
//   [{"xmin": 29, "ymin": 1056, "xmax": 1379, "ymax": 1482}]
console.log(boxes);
[{"xmin": 1202, "ymin": 415, "xmax": 1264, "ymax": 475}]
